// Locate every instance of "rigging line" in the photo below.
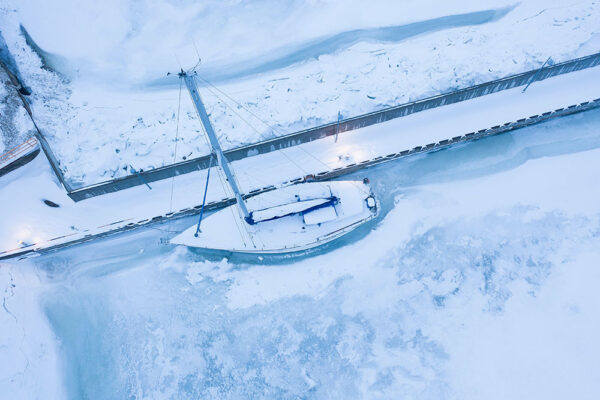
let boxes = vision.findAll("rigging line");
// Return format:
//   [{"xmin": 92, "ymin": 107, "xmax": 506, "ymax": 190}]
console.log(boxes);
[
  {"xmin": 195, "ymin": 108, "xmax": 246, "ymax": 214},
  {"xmin": 169, "ymin": 79, "xmax": 183, "ymax": 212},
  {"xmin": 182, "ymin": 82, "xmax": 255, "ymax": 244},
  {"xmin": 219, "ymin": 168, "xmax": 258, "ymax": 249},
  {"xmin": 198, "ymin": 76, "xmax": 348, "ymax": 193},
  {"xmin": 181, "ymin": 76, "xmax": 255, "ymax": 248},
  {"xmin": 192, "ymin": 83, "xmax": 261, "ymax": 182},
  {"xmin": 202, "ymin": 85, "xmax": 263, "ymax": 136},
  {"xmin": 208, "ymin": 152, "xmax": 249, "ymax": 247},
  {"xmin": 236, "ymin": 169, "xmax": 294, "ymax": 206},
  {"xmin": 236, "ymin": 170, "xmax": 273, "ymax": 197},
  {"xmin": 174, "ymin": 52, "xmax": 183, "ymax": 71},
  {"xmin": 194, "ymin": 154, "xmax": 213, "ymax": 237},
  {"xmin": 201, "ymin": 85, "xmax": 312, "ymax": 185},
  {"xmin": 198, "ymin": 74, "xmax": 338, "ymax": 168},
  {"xmin": 295, "ymin": 144, "xmax": 334, "ymax": 170},
  {"xmin": 148, "ymin": 226, "xmax": 181, "ymax": 234},
  {"xmin": 211, "ymin": 152, "xmax": 256, "ymax": 244},
  {"xmin": 199, "ymin": 77, "xmax": 330, "ymax": 172},
  {"xmin": 198, "ymin": 74, "xmax": 335, "ymax": 171},
  {"xmin": 201, "ymin": 85, "xmax": 295, "ymax": 182},
  {"xmin": 191, "ymin": 39, "xmax": 202, "ymax": 71},
  {"xmin": 214, "ymin": 162, "xmax": 254, "ymax": 248},
  {"xmin": 195, "ymin": 75, "xmax": 284, "ymax": 134},
  {"xmin": 276, "ymin": 146, "xmax": 310, "ymax": 175},
  {"xmin": 202, "ymin": 83, "xmax": 311, "ymax": 176}
]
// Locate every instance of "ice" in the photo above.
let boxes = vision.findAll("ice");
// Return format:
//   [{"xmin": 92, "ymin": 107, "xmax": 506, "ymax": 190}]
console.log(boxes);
[
  {"xmin": 2, "ymin": 1, "xmax": 600, "ymax": 184},
  {"xmin": 0, "ymin": 267, "xmax": 65, "ymax": 399},
  {"xmin": 1, "ymin": 1, "xmax": 600, "ymax": 398},
  {"xmin": 2, "ymin": 109, "xmax": 599, "ymax": 398},
  {"xmin": 1, "ymin": 66, "xmax": 598, "ymax": 258}
]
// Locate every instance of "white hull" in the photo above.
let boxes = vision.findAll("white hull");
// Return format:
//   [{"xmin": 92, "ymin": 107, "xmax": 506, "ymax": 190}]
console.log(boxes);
[{"xmin": 171, "ymin": 181, "xmax": 378, "ymax": 254}]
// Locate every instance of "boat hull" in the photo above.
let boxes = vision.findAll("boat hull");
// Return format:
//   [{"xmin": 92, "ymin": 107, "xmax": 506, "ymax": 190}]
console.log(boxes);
[{"xmin": 171, "ymin": 181, "xmax": 378, "ymax": 254}]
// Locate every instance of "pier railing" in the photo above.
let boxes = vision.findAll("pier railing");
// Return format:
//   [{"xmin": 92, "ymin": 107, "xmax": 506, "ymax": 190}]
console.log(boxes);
[
  {"xmin": 4, "ymin": 46, "xmax": 599, "ymax": 201},
  {"xmin": 65, "ymin": 51, "xmax": 600, "ymax": 201},
  {"xmin": 0, "ymin": 137, "xmax": 38, "ymax": 167}
]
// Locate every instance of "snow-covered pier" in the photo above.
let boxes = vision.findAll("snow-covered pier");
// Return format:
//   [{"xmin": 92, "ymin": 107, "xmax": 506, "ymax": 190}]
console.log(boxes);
[
  {"xmin": 1, "ymin": 62, "xmax": 599, "ymax": 260},
  {"xmin": 66, "ymin": 52, "xmax": 600, "ymax": 200}
]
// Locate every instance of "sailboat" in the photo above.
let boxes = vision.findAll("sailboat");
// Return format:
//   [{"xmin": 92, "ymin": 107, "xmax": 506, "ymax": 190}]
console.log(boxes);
[{"xmin": 171, "ymin": 70, "xmax": 378, "ymax": 254}]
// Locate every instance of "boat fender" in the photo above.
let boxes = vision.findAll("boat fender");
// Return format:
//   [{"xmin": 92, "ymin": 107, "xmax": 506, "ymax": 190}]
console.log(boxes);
[{"xmin": 366, "ymin": 196, "xmax": 376, "ymax": 209}]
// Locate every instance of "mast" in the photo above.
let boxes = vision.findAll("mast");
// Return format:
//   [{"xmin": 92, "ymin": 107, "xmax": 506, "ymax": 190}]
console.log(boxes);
[{"xmin": 181, "ymin": 71, "xmax": 251, "ymax": 221}]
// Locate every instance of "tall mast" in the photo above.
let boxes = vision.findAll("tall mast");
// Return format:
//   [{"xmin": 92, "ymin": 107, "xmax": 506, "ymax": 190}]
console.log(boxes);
[{"xmin": 181, "ymin": 71, "xmax": 251, "ymax": 221}]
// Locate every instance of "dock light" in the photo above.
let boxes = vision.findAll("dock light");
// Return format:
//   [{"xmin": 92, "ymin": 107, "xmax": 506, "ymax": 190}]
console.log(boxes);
[
  {"xmin": 14, "ymin": 227, "xmax": 36, "ymax": 248},
  {"xmin": 335, "ymin": 145, "xmax": 368, "ymax": 164}
]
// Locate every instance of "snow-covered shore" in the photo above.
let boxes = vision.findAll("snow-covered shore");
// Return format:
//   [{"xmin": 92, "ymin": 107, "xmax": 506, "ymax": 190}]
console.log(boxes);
[{"xmin": 1, "ymin": 0, "xmax": 599, "ymax": 185}]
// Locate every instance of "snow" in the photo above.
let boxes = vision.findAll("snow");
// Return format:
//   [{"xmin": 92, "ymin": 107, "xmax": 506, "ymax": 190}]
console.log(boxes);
[
  {"xmin": 1, "ymin": 63, "xmax": 598, "ymax": 258},
  {"xmin": 0, "ymin": 267, "xmax": 65, "ymax": 399},
  {"xmin": 171, "ymin": 181, "xmax": 373, "ymax": 253},
  {"xmin": 219, "ymin": 143, "xmax": 600, "ymax": 309},
  {"xmin": 0, "ymin": 67, "xmax": 36, "ymax": 153},
  {"xmin": 1, "ymin": 0, "xmax": 599, "ymax": 185},
  {"xmin": 445, "ymin": 250, "xmax": 600, "ymax": 399},
  {"xmin": 1, "ymin": 1, "xmax": 600, "ymax": 398},
  {"xmin": 2, "ymin": 107, "xmax": 600, "ymax": 398},
  {"xmin": 0, "ymin": 80, "xmax": 5, "ymax": 153},
  {"xmin": 303, "ymin": 205, "xmax": 337, "ymax": 225},
  {"xmin": 0, "ymin": 63, "xmax": 598, "ymax": 258}
]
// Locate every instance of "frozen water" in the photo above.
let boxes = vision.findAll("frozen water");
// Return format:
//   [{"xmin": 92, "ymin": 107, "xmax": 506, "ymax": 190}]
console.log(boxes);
[
  {"xmin": 2, "ymin": 110, "xmax": 598, "ymax": 399},
  {"xmin": 150, "ymin": 7, "xmax": 513, "ymax": 85},
  {"xmin": 2, "ymin": 1, "xmax": 600, "ymax": 184},
  {"xmin": 1, "ymin": 2, "xmax": 600, "ymax": 398}
]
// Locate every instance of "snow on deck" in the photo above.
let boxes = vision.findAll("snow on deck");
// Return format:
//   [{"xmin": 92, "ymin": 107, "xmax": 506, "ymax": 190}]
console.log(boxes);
[{"xmin": 1, "ymin": 65, "xmax": 599, "ymax": 258}]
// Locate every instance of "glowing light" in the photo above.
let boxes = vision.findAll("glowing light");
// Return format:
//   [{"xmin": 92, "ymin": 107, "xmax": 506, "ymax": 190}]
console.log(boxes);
[
  {"xmin": 13, "ymin": 226, "xmax": 36, "ymax": 248},
  {"xmin": 15, "ymin": 227, "xmax": 31, "ymax": 240},
  {"xmin": 334, "ymin": 144, "xmax": 369, "ymax": 165}
]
